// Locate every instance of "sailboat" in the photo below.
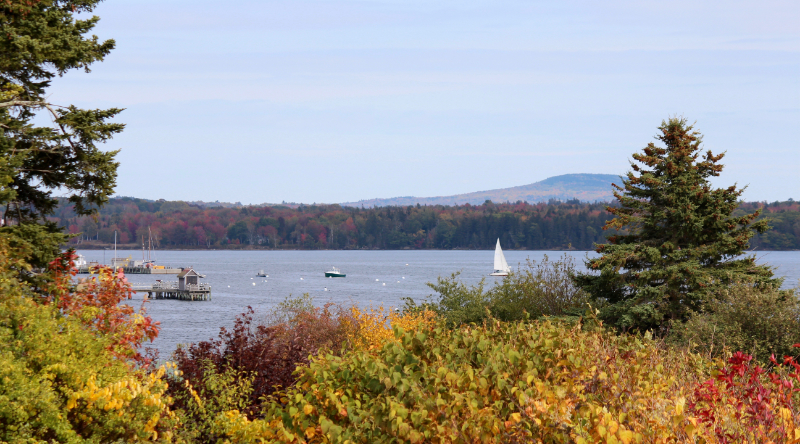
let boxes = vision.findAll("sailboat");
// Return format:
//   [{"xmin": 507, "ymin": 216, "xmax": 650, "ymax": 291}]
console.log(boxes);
[{"xmin": 489, "ymin": 238, "xmax": 511, "ymax": 276}]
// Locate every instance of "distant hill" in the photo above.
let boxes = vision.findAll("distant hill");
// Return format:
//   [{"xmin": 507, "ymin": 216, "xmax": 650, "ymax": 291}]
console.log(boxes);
[{"xmin": 341, "ymin": 173, "xmax": 622, "ymax": 208}]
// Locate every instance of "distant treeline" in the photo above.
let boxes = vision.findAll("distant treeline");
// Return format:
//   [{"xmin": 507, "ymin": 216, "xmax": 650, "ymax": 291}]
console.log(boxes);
[{"xmin": 49, "ymin": 197, "xmax": 800, "ymax": 250}]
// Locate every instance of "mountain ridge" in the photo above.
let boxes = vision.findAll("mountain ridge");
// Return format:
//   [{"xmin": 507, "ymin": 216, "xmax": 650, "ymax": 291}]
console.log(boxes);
[{"xmin": 341, "ymin": 173, "xmax": 622, "ymax": 208}]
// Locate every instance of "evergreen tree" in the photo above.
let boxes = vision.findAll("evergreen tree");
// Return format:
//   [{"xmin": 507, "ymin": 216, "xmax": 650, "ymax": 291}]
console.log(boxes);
[
  {"xmin": 0, "ymin": 0, "xmax": 122, "ymax": 270},
  {"xmin": 574, "ymin": 118, "xmax": 780, "ymax": 332}
]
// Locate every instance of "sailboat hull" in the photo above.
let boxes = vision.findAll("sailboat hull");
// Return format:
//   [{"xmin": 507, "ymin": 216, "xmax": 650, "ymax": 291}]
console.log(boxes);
[
  {"xmin": 325, "ymin": 272, "xmax": 346, "ymax": 278},
  {"xmin": 489, "ymin": 272, "xmax": 508, "ymax": 277}
]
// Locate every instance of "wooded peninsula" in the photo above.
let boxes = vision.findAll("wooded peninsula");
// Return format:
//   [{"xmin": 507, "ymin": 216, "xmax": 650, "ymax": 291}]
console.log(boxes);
[{"xmin": 56, "ymin": 197, "xmax": 800, "ymax": 250}]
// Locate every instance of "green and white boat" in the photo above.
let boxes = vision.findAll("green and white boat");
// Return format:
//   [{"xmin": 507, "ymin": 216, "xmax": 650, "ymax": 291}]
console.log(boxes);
[{"xmin": 325, "ymin": 266, "xmax": 346, "ymax": 278}]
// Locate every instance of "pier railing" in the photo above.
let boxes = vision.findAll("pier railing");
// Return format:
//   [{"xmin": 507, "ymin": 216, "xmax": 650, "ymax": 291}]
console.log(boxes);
[{"xmin": 128, "ymin": 282, "xmax": 211, "ymax": 292}]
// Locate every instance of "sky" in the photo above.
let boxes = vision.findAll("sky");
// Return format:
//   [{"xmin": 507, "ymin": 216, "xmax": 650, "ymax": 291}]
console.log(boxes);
[{"xmin": 50, "ymin": 0, "xmax": 799, "ymax": 204}]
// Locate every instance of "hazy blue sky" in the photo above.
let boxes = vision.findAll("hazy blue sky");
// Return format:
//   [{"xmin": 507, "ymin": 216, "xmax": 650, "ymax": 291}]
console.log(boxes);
[{"xmin": 52, "ymin": 0, "xmax": 799, "ymax": 204}]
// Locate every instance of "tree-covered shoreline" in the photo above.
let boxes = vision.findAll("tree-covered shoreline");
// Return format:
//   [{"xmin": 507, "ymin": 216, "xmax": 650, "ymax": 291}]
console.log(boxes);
[{"xmin": 52, "ymin": 197, "xmax": 800, "ymax": 251}]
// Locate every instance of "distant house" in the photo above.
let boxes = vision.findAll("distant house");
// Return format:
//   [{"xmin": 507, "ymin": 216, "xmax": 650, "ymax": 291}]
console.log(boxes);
[{"xmin": 177, "ymin": 268, "xmax": 204, "ymax": 291}]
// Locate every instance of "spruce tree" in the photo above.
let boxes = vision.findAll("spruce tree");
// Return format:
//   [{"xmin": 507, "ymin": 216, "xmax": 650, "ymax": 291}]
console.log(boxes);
[
  {"xmin": 0, "ymin": 0, "xmax": 122, "ymax": 270},
  {"xmin": 575, "ymin": 117, "xmax": 780, "ymax": 332}
]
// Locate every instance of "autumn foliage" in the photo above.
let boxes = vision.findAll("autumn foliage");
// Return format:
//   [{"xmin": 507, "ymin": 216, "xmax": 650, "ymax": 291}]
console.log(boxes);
[
  {"xmin": 691, "ymin": 349, "xmax": 800, "ymax": 443},
  {"xmin": 0, "ymin": 238, "xmax": 175, "ymax": 442},
  {"xmin": 44, "ymin": 250, "xmax": 160, "ymax": 366},
  {"xmin": 209, "ymin": 317, "xmax": 800, "ymax": 444},
  {"xmin": 170, "ymin": 304, "xmax": 353, "ymax": 420}
]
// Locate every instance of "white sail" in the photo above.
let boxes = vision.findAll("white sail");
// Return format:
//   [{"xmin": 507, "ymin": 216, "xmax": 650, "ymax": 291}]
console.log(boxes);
[{"xmin": 493, "ymin": 238, "xmax": 510, "ymax": 273}]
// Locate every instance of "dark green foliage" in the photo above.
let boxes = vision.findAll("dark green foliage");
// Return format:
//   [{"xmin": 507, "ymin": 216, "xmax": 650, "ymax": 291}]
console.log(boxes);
[
  {"xmin": 56, "ymin": 197, "xmax": 619, "ymax": 249},
  {"xmin": 575, "ymin": 118, "xmax": 780, "ymax": 333},
  {"xmin": 491, "ymin": 255, "xmax": 592, "ymax": 321},
  {"xmin": 410, "ymin": 254, "xmax": 589, "ymax": 326},
  {"xmin": 0, "ymin": 0, "xmax": 122, "ymax": 269},
  {"xmin": 668, "ymin": 284, "xmax": 800, "ymax": 363},
  {"xmin": 742, "ymin": 200, "xmax": 800, "ymax": 250}
]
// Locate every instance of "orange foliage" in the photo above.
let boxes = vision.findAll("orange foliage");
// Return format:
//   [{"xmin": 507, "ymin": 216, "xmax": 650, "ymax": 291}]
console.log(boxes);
[
  {"xmin": 344, "ymin": 305, "xmax": 437, "ymax": 352},
  {"xmin": 44, "ymin": 250, "xmax": 159, "ymax": 367}
]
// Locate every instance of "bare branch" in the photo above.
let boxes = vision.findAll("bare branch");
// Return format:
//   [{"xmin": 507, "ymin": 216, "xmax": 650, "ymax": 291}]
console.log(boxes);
[
  {"xmin": 1, "ymin": 99, "xmax": 78, "ymax": 151},
  {"xmin": 0, "ymin": 99, "xmax": 67, "ymax": 110}
]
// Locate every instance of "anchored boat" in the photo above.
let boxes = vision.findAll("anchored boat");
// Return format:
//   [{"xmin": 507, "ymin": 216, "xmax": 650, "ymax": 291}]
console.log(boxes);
[
  {"xmin": 256, "ymin": 270, "xmax": 267, "ymax": 277},
  {"xmin": 489, "ymin": 238, "xmax": 511, "ymax": 276},
  {"xmin": 325, "ymin": 266, "xmax": 346, "ymax": 278}
]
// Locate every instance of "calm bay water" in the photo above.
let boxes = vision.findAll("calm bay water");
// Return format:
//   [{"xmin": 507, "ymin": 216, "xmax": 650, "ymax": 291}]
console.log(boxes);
[{"xmin": 75, "ymin": 249, "xmax": 800, "ymax": 357}]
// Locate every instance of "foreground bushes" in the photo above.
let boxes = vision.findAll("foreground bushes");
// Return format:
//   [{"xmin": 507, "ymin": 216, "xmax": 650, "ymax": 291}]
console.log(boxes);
[
  {"xmin": 0, "ymin": 242, "xmax": 175, "ymax": 442},
  {"xmin": 168, "ymin": 297, "xmax": 435, "ymax": 441},
  {"xmin": 209, "ymin": 316, "xmax": 799, "ymax": 443}
]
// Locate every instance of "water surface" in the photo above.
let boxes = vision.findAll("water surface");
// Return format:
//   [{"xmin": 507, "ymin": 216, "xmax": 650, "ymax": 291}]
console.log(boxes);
[{"xmin": 75, "ymin": 249, "xmax": 800, "ymax": 357}]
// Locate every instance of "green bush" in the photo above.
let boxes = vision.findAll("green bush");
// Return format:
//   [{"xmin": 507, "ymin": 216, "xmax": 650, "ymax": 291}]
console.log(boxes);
[
  {"xmin": 491, "ymin": 254, "xmax": 591, "ymax": 321},
  {"xmin": 413, "ymin": 254, "xmax": 590, "ymax": 326},
  {"xmin": 668, "ymin": 283, "xmax": 800, "ymax": 363},
  {"xmin": 171, "ymin": 361, "xmax": 255, "ymax": 443}
]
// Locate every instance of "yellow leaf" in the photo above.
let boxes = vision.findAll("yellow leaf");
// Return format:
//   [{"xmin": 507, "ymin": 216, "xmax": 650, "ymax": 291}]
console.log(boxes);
[
  {"xmin": 674, "ymin": 397, "xmax": 685, "ymax": 415},
  {"xmin": 510, "ymin": 413, "xmax": 521, "ymax": 423},
  {"xmin": 304, "ymin": 404, "xmax": 314, "ymax": 415},
  {"xmin": 618, "ymin": 430, "xmax": 633, "ymax": 444}
]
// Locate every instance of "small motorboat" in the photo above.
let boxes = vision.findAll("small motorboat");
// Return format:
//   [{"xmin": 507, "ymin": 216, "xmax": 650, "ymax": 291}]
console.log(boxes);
[
  {"xmin": 256, "ymin": 270, "xmax": 267, "ymax": 277},
  {"xmin": 325, "ymin": 266, "xmax": 346, "ymax": 278}
]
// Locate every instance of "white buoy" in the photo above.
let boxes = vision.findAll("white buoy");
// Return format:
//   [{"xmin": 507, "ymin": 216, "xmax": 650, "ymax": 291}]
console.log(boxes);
[
  {"xmin": 324, "ymin": 287, "xmax": 328, "ymax": 291},
  {"xmin": 252, "ymin": 282, "xmax": 255, "ymax": 286},
  {"xmin": 397, "ymin": 281, "xmax": 400, "ymax": 283},
  {"xmin": 406, "ymin": 264, "xmax": 409, "ymax": 266},
  {"xmin": 382, "ymin": 283, "xmax": 386, "ymax": 286},
  {"xmin": 300, "ymin": 277, "xmax": 304, "ymax": 280},
  {"xmin": 251, "ymin": 277, "xmax": 253, "ymax": 280},
  {"xmin": 375, "ymin": 278, "xmax": 379, "ymax": 281},
  {"xmin": 402, "ymin": 277, "xmax": 405, "ymax": 279},
  {"xmin": 228, "ymin": 285, "xmax": 230, "ymax": 288}
]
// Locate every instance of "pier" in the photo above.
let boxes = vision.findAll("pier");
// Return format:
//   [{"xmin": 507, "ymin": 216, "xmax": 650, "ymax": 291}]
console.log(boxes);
[
  {"xmin": 130, "ymin": 281, "xmax": 212, "ymax": 301},
  {"xmin": 129, "ymin": 268, "xmax": 211, "ymax": 301},
  {"xmin": 77, "ymin": 266, "xmax": 182, "ymax": 274}
]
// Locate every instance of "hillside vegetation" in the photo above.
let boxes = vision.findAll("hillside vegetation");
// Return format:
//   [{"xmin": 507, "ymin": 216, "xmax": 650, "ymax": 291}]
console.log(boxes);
[{"xmin": 53, "ymin": 197, "xmax": 800, "ymax": 250}]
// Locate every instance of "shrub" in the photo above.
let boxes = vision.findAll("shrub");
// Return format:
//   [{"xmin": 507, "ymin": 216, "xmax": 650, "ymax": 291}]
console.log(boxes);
[
  {"xmin": 169, "ymin": 297, "xmax": 437, "ymax": 441},
  {"xmin": 171, "ymin": 361, "xmax": 255, "ymax": 443},
  {"xmin": 690, "ymin": 349, "xmax": 800, "ymax": 442},
  {"xmin": 214, "ymin": 317, "xmax": 731, "ymax": 443},
  {"xmin": 46, "ymin": 251, "xmax": 161, "ymax": 367},
  {"xmin": 418, "ymin": 254, "xmax": 589, "ymax": 326},
  {"xmin": 491, "ymin": 254, "xmax": 591, "ymax": 320},
  {"xmin": 0, "ymin": 240, "xmax": 175, "ymax": 442},
  {"xmin": 170, "ymin": 304, "xmax": 351, "ymax": 419},
  {"xmin": 669, "ymin": 283, "xmax": 800, "ymax": 363},
  {"xmin": 420, "ymin": 271, "xmax": 492, "ymax": 326},
  {"xmin": 343, "ymin": 305, "xmax": 438, "ymax": 352}
]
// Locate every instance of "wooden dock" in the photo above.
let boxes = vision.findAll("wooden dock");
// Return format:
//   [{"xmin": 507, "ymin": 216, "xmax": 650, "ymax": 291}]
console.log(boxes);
[
  {"xmin": 77, "ymin": 266, "xmax": 182, "ymax": 275},
  {"xmin": 130, "ymin": 282, "xmax": 212, "ymax": 301}
]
